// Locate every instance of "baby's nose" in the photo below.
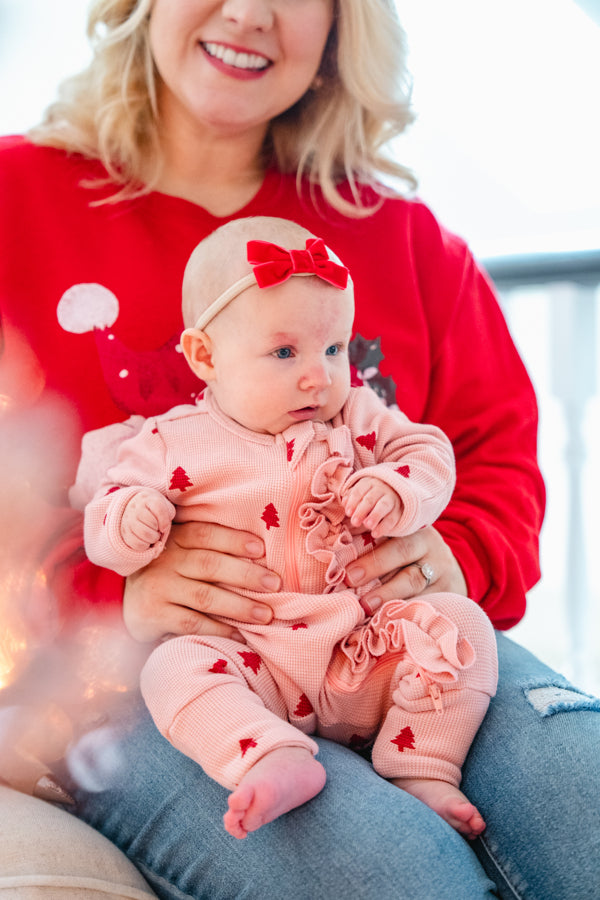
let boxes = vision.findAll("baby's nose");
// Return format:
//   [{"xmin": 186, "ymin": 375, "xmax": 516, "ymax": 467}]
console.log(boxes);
[{"xmin": 299, "ymin": 362, "xmax": 331, "ymax": 391}]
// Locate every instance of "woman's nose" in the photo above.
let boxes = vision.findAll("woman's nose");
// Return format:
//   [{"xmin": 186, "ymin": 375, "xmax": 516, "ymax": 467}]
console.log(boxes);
[{"xmin": 221, "ymin": 0, "xmax": 275, "ymax": 31}]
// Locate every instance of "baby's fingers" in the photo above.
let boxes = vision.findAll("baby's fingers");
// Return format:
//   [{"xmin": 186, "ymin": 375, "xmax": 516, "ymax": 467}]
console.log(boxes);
[
  {"xmin": 369, "ymin": 506, "xmax": 403, "ymax": 539},
  {"xmin": 360, "ymin": 495, "xmax": 397, "ymax": 534},
  {"xmin": 127, "ymin": 520, "xmax": 162, "ymax": 549},
  {"xmin": 344, "ymin": 481, "xmax": 390, "ymax": 528},
  {"xmin": 122, "ymin": 493, "xmax": 175, "ymax": 550},
  {"xmin": 121, "ymin": 514, "xmax": 161, "ymax": 551},
  {"xmin": 148, "ymin": 496, "xmax": 176, "ymax": 532},
  {"xmin": 135, "ymin": 501, "xmax": 174, "ymax": 544},
  {"xmin": 342, "ymin": 483, "xmax": 373, "ymax": 523}
]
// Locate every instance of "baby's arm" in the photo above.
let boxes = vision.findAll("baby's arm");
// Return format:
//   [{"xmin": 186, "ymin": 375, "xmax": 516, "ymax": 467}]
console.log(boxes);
[
  {"xmin": 340, "ymin": 387, "xmax": 456, "ymax": 537},
  {"xmin": 121, "ymin": 489, "xmax": 176, "ymax": 552},
  {"xmin": 84, "ymin": 416, "xmax": 178, "ymax": 576},
  {"xmin": 342, "ymin": 477, "xmax": 403, "ymax": 540}
]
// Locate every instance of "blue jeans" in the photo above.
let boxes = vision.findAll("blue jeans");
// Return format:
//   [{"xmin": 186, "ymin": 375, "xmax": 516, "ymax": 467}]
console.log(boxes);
[{"xmin": 69, "ymin": 634, "xmax": 600, "ymax": 900}]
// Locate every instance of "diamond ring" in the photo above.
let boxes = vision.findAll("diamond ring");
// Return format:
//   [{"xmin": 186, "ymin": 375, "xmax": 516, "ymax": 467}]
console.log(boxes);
[{"xmin": 413, "ymin": 562, "xmax": 435, "ymax": 588}]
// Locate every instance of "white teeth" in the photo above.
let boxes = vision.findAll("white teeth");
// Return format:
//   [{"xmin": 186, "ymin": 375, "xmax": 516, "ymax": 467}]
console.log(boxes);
[{"xmin": 203, "ymin": 42, "xmax": 269, "ymax": 71}]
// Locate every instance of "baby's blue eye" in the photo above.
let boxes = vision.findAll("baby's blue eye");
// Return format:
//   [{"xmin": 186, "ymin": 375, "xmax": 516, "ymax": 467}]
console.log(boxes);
[
  {"xmin": 274, "ymin": 347, "xmax": 293, "ymax": 359},
  {"xmin": 325, "ymin": 345, "xmax": 340, "ymax": 356}
]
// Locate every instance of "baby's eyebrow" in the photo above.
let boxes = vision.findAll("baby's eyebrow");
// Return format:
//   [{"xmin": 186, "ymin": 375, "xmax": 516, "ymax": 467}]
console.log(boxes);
[{"xmin": 271, "ymin": 332, "xmax": 297, "ymax": 344}]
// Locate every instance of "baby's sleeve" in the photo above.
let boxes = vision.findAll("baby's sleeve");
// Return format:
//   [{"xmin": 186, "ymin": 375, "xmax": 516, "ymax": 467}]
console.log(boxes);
[
  {"xmin": 83, "ymin": 418, "xmax": 174, "ymax": 576},
  {"xmin": 342, "ymin": 386, "xmax": 456, "ymax": 536}
]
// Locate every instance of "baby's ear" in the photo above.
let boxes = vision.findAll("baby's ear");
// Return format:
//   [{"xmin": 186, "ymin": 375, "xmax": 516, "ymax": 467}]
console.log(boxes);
[{"xmin": 180, "ymin": 328, "xmax": 216, "ymax": 381}]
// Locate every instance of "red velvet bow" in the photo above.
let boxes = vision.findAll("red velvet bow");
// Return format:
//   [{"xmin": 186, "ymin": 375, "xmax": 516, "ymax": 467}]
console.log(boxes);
[{"xmin": 246, "ymin": 239, "xmax": 349, "ymax": 290}]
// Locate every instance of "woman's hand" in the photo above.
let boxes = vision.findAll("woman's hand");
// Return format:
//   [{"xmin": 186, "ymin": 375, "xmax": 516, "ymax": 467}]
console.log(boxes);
[
  {"xmin": 123, "ymin": 521, "xmax": 279, "ymax": 643},
  {"xmin": 346, "ymin": 526, "xmax": 468, "ymax": 616}
]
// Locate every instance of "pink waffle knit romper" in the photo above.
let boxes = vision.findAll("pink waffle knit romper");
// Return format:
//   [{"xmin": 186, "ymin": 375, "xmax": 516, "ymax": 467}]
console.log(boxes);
[{"xmin": 84, "ymin": 386, "xmax": 498, "ymax": 791}]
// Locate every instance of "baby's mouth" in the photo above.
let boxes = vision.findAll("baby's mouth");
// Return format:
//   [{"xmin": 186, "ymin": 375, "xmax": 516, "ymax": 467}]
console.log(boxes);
[{"xmin": 289, "ymin": 406, "xmax": 319, "ymax": 421}]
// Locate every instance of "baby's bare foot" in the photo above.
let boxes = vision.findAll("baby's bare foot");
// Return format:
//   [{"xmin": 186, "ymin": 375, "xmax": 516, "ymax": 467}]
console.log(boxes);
[
  {"xmin": 223, "ymin": 747, "xmax": 326, "ymax": 839},
  {"xmin": 392, "ymin": 776, "xmax": 486, "ymax": 840}
]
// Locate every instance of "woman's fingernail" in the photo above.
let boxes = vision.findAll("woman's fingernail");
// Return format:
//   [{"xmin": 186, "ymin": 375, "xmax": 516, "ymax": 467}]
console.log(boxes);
[
  {"xmin": 261, "ymin": 574, "xmax": 280, "ymax": 591},
  {"xmin": 366, "ymin": 596, "xmax": 382, "ymax": 613},
  {"xmin": 347, "ymin": 566, "xmax": 365, "ymax": 586},
  {"xmin": 252, "ymin": 605, "xmax": 272, "ymax": 623},
  {"xmin": 229, "ymin": 630, "xmax": 245, "ymax": 643},
  {"xmin": 245, "ymin": 540, "xmax": 263, "ymax": 556}
]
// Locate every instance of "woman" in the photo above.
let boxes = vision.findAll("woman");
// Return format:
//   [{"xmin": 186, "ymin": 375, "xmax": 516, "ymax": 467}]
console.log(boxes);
[{"xmin": 0, "ymin": 1, "xmax": 598, "ymax": 898}]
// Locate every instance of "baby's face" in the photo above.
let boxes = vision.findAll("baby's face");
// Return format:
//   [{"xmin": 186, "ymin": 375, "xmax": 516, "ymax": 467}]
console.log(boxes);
[{"xmin": 207, "ymin": 276, "xmax": 354, "ymax": 435}]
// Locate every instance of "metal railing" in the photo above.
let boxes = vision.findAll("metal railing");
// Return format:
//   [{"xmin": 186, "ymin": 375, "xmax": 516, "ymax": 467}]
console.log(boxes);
[{"xmin": 483, "ymin": 250, "xmax": 600, "ymax": 691}]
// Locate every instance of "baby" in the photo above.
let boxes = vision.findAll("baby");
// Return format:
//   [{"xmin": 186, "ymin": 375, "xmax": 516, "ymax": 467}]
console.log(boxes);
[{"xmin": 83, "ymin": 217, "xmax": 498, "ymax": 841}]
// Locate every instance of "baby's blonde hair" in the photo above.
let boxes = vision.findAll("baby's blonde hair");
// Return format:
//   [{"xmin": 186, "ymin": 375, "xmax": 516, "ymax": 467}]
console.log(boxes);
[{"xmin": 31, "ymin": 0, "xmax": 416, "ymax": 215}]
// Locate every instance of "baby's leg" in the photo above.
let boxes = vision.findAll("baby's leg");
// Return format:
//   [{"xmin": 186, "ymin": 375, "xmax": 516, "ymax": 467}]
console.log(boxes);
[
  {"xmin": 224, "ymin": 747, "xmax": 326, "ymax": 839},
  {"xmin": 141, "ymin": 634, "xmax": 322, "ymax": 836},
  {"xmin": 371, "ymin": 594, "xmax": 497, "ymax": 838},
  {"xmin": 391, "ymin": 776, "xmax": 485, "ymax": 840}
]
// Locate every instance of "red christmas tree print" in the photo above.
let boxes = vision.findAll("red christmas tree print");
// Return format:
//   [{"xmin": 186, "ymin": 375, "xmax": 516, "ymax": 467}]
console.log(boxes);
[
  {"xmin": 261, "ymin": 502, "xmax": 280, "ymax": 529},
  {"xmin": 238, "ymin": 651, "xmax": 262, "ymax": 675},
  {"xmin": 106, "ymin": 485, "xmax": 120, "ymax": 496},
  {"xmin": 391, "ymin": 727, "xmax": 416, "ymax": 752},
  {"xmin": 209, "ymin": 659, "xmax": 228, "ymax": 674},
  {"xmin": 362, "ymin": 532, "xmax": 376, "ymax": 547},
  {"xmin": 357, "ymin": 431, "xmax": 376, "ymax": 452},
  {"xmin": 169, "ymin": 466, "xmax": 193, "ymax": 492},
  {"xmin": 396, "ymin": 465, "xmax": 410, "ymax": 478},
  {"xmin": 294, "ymin": 694, "xmax": 313, "ymax": 717},
  {"xmin": 286, "ymin": 439, "xmax": 295, "ymax": 462},
  {"xmin": 239, "ymin": 738, "xmax": 258, "ymax": 757},
  {"xmin": 290, "ymin": 622, "xmax": 308, "ymax": 630},
  {"xmin": 349, "ymin": 733, "xmax": 372, "ymax": 752}
]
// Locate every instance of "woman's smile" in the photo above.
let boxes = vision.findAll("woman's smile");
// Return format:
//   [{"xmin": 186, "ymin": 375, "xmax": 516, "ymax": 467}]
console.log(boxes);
[
  {"xmin": 201, "ymin": 41, "xmax": 272, "ymax": 78},
  {"xmin": 149, "ymin": 0, "xmax": 334, "ymax": 145}
]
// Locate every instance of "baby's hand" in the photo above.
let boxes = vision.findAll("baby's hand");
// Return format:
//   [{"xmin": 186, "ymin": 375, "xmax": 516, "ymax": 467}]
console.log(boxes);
[
  {"xmin": 342, "ymin": 477, "xmax": 403, "ymax": 539},
  {"xmin": 121, "ymin": 490, "xmax": 176, "ymax": 552}
]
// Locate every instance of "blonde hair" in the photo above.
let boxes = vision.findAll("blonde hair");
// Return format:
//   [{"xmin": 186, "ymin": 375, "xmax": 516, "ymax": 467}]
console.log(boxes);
[{"xmin": 30, "ymin": 0, "xmax": 416, "ymax": 215}]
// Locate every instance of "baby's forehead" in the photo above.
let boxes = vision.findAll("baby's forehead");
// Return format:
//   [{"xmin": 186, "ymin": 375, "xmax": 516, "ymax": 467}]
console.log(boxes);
[{"xmin": 246, "ymin": 277, "xmax": 354, "ymax": 327}]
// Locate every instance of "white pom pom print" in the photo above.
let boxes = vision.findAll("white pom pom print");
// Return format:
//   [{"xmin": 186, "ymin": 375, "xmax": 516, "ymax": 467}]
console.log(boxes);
[{"xmin": 57, "ymin": 283, "xmax": 120, "ymax": 334}]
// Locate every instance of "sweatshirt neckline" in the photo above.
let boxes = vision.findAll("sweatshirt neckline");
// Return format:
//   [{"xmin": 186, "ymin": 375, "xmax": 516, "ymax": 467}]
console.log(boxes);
[{"xmin": 140, "ymin": 167, "xmax": 285, "ymax": 224}]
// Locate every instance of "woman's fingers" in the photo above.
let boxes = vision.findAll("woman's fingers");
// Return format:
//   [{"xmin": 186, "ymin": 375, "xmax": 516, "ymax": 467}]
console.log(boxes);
[
  {"xmin": 169, "ymin": 545, "xmax": 280, "ymax": 593},
  {"xmin": 346, "ymin": 530, "xmax": 424, "ymax": 586},
  {"xmin": 123, "ymin": 563, "xmax": 275, "ymax": 642},
  {"xmin": 122, "ymin": 521, "xmax": 279, "ymax": 642},
  {"xmin": 168, "ymin": 521, "xmax": 281, "ymax": 590},
  {"xmin": 171, "ymin": 519, "xmax": 264, "ymax": 557},
  {"xmin": 346, "ymin": 526, "xmax": 468, "ymax": 614}
]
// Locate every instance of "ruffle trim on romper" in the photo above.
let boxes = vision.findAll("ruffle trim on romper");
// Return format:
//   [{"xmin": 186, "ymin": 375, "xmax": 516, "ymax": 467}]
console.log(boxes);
[
  {"xmin": 339, "ymin": 598, "xmax": 476, "ymax": 712},
  {"xmin": 298, "ymin": 427, "xmax": 366, "ymax": 593},
  {"xmin": 295, "ymin": 428, "xmax": 475, "ymax": 714}
]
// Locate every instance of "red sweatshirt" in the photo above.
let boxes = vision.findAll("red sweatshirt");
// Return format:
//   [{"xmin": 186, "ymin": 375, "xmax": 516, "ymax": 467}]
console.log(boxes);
[{"xmin": 0, "ymin": 136, "xmax": 545, "ymax": 630}]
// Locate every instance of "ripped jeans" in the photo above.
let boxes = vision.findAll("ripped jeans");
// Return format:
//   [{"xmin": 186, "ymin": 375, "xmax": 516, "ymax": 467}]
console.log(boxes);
[
  {"xmin": 70, "ymin": 633, "xmax": 600, "ymax": 900},
  {"xmin": 463, "ymin": 633, "xmax": 600, "ymax": 899}
]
